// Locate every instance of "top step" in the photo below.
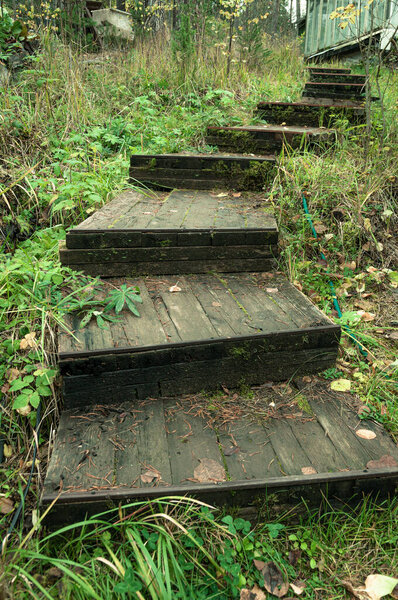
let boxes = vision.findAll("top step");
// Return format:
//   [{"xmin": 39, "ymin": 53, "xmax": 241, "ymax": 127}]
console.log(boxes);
[
  {"xmin": 307, "ymin": 66, "xmax": 351, "ymax": 74},
  {"xmin": 129, "ymin": 153, "xmax": 276, "ymax": 191}
]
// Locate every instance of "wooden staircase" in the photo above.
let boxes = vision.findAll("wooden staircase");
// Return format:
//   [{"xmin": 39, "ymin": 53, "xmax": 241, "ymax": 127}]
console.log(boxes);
[{"xmin": 42, "ymin": 66, "xmax": 398, "ymax": 525}]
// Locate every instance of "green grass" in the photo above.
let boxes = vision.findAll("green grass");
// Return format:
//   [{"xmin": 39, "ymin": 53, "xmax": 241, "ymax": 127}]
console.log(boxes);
[{"xmin": 1, "ymin": 496, "xmax": 397, "ymax": 599}]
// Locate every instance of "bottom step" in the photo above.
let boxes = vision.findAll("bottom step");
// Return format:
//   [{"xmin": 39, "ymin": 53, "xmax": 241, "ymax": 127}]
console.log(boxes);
[{"xmin": 41, "ymin": 381, "xmax": 398, "ymax": 526}]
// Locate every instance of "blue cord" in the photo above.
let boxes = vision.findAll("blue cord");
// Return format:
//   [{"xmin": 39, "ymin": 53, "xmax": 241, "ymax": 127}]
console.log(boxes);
[{"xmin": 302, "ymin": 195, "xmax": 368, "ymax": 358}]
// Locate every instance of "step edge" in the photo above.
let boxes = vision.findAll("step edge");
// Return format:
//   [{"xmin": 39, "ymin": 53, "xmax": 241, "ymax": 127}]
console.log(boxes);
[{"xmin": 59, "ymin": 323, "xmax": 341, "ymax": 361}]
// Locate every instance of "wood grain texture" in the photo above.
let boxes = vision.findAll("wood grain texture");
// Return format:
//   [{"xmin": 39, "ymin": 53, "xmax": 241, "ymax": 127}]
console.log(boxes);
[{"xmin": 42, "ymin": 384, "xmax": 398, "ymax": 526}]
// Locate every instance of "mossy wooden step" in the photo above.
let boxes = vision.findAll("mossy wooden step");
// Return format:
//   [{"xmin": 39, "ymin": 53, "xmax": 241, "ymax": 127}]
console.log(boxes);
[
  {"xmin": 303, "ymin": 81, "xmax": 366, "ymax": 101},
  {"xmin": 307, "ymin": 66, "xmax": 351, "ymax": 75},
  {"xmin": 60, "ymin": 189, "xmax": 278, "ymax": 276},
  {"xmin": 205, "ymin": 125, "xmax": 335, "ymax": 154},
  {"xmin": 255, "ymin": 101, "xmax": 365, "ymax": 127},
  {"xmin": 129, "ymin": 153, "xmax": 276, "ymax": 191},
  {"xmin": 59, "ymin": 272, "xmax": 340, "ymax": 408},
  {"xmin": 308, "ymin": 72, "xmax": 366, "ymax": 84},
  {"xmin": 41, "ymin": 382, "xmax": 398, "ymax": 526}
]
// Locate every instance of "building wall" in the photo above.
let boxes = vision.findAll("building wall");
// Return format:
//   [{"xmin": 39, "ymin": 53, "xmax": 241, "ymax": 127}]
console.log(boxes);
[{"xmin": 304, "ymin": 0, "xmax": 398, "ymax": 57}]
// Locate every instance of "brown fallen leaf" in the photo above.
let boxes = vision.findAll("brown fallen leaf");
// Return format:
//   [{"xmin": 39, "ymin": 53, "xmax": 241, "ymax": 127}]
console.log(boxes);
[
  {"xmin": 20, "ymin": 332, "xmax": 36, "ymax": 350},
  {"xmin": 212, "ymin": 301, "xmax": 222, "ymax": 307},
  {"xmin": 388, "ymin": 331, "xmax": 398, "ymax": 340},
  {"xmin": 356, "ymin": 429, "xmax": 377, "ymax": 440},
  {"xmin": 266, "ymin": 287, "xmax": 278, "ymax": 293},
  {"xmin": 290, "ymin": 581, "xmax": 306, "ymax": 595},
  {"xmin": 240, "ymin": 584, "xmax": 266, "ymax": 600},
  {"xmin": 301, "ymin": 466, "xmax": 317, "ymax": 475},
  {"xmin": 357, "ymin": 311, "xmax": 376, "ymax": 322},
  {"xmin": 314, "ymin": 223, "xmax": 327, "ymax": 234},
  {"xmin": 0, "ymin": 496, "xmax": 14, "ymax": 515},
  {"xmin": 254, "ymin": 559, "xmax": 266, "ymax": 571},
  {"xmin": 140, "ymin": 469, "xmax": 160, "ymax": 484},
  {"xmin": 169, "ymin": 284, "xmax": 182, "ymax": 293},
  {"xmin": 194, "ymin": 458, "xmax": 226, "ymax": 483},
  {"xmin": 232, "ymin": 192, "xmax": 242, "ymax": 198},
  {"xmin": 366, "ymin": 455, "xmax": 398, "ymax": 470},
  {"xmin": 261, "ymin": 561, "xmax": 289, "ymax": 598}
]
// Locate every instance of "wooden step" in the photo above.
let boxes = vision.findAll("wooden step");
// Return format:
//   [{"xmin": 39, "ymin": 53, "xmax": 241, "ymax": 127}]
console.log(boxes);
[
  {"xmin": 308, "ymin": 72, "xmax": 366, "ymax": 84},
  {"xmin": 307, "ymin": 66, "xmax": 351, "ymax": 75},
  {"xmin": 255, "ymin": 101, "xmax": 366, "ymax": 127},
  {"xmin": 61, "ymin": 189, "xmax": 278, "ymax": 276},
  {"xmin": 59, "ymin": 272, "xmax": 340, "ymax": 408},
  {"xmin": 303, "ymin": 82, "xmax": 366, "ymax": 100},
  {"xmin": 129, "ymin": 153, "xmax": 276, "ymax": 191},
  {"xmin": 41, "ymin": 382, "xmax": 398, "ymax": 526},
  {"xmin": 205, "ymin": 125, "xmax": 335, "ymax": 154}
]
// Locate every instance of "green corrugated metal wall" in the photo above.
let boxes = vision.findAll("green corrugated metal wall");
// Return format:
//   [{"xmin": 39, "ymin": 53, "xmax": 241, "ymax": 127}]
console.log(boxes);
[{"xmin": 304, "ymin": 0, "xmax": 398, "ymax": 56}]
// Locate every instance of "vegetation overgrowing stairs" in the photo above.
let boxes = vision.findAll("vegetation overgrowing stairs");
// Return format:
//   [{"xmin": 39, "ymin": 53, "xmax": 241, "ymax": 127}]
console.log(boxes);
[{"xmin": 42, "ymin": 66, "xmax": 398, "ymax": 524}]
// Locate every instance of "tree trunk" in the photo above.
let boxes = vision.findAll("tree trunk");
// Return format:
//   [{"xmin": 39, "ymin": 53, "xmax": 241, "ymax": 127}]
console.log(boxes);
[{"xmin": 271, "ymin": 0, "xmax": 281, "ymax": 33}]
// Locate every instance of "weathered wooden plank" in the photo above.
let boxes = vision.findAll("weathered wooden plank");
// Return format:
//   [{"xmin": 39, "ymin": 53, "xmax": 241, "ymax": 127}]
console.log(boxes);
[
  {"xmin": 41, "ymin": 465, "xmax": 398, "ymax": 527},
  {"xmin": 309, "ymin": 72, "xmax": 366, "ymax": 84},
  {"xmin": 307, "ymin": 67, "xmax": 351, "ymax": 74},
  {"xmin": 59, "ymin": 244, "xmax": 276, "ymax": 264},
  {"xmin": 159, "ymin": 275, "xmax": 218, "ymax": 341},
  {"xmin": 255, "ymin": 101, "xmax": 365, "ymax": 127},
  {"xmin": 63, "ymin": 258, "xmax": 276, "ymax": 277},
  {"xmin": 145, "ymin": 190, "xmax": 194, "ymax": 229},
  {"xmin": 310, "ymin": 397, "xmax": 374, "ymax": 469},
  {"xmin": 218, "ymin": 421, "xmax": 280, "ymax": 480},
  {"xmin": 164, "ymin": 399, "xmax": 223, "ymax": 486},
  {"xmin": 267, "ymin": 420, "xmax": 314, "ymax": 475},
  {"xmin": 63, "ymin": 349, "xmax": 337, "ymax": 408},
  {"xmin": 130, "ymin": 154, "xmax": 276, "ymax": 170}
]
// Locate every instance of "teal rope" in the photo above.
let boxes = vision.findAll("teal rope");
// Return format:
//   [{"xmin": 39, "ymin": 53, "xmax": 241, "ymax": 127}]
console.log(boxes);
[{"xmin": 302, "ymin": 195, "xmax": 368, "ymax": 358}]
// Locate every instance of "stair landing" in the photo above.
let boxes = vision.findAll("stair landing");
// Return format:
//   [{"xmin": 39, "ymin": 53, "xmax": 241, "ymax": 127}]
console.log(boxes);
[
  {"xmin": 61, "ymin": 189, "xmax": 278, "ymax": 276},
  {"xmin": 41, "ymin": 380, "xmax": 398, "ymax": 526},
  {"xmin": 59, "ymin": 272, "xmax": 340, "ymax": 407}
]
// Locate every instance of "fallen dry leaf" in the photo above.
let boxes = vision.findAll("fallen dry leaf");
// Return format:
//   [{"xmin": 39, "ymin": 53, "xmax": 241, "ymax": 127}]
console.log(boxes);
[
  {"xmin": 140, "ymin": 469, "xmax": 160, "ymax": 484},
  {"xmin": 388, "ymin": 331, "xmax": 398, "ymax": 340},
  {"xmin": 194, "ymin": 458, "xmax": 226, "ymax": 483},
  {"xmin": 367, "ymin": 455, "xmax": 398, "ymax": 469},
  {"xmin": 301, "ymin": 466, "xmax": 317, "ymax": 475},
  {"xmin": 0, "ymin": 496, "xmax": 14, "ymax": 515},
  {"xmin": 212, "ymin": 301, "xmax": 222, "ymax": 307},
  {"xmin": 356, "ymin": 429, "xmax": 376, "ymax": 440},
  {"xmin": 261, "ymin": 561, "xmax": 289, "ymax": 598},
  {"xmin": 232, "ymin": 192, "xmax": 242, "ymax": 198},
  {"xmin": 290, "ymin": 581, "xmax": 306, "ymax": 595},
  {"xmin": 314, "ymin": 223, "xmax": 327, "ymax": 234},
  {"xmin": 169, "ymin": 284, "xmax": 182, "ymax": 293},
  {"xmin": 17, "ymin": 405, "xmax": 31, "ymax": 416},
  {"xmin": 357, "ymin": 311, "xmax": 376, "ymax": 322},
  {"xmin": 266, "ymin": 287, "xmax": 278, "ymax": 293},
  {"xmin": 240, "ymin": 584, "xmax": 266, "ymax": 600},
  {"xmin": 20, "ymin": 332, "xmax": 36, "ymax": 350},
  {"xmin": 364, "ymin": 574, "xmax": 398, "ymax": 600},
  {"xmin": 217, "ymin": 192, "xmax": 228, "ymax": 197},
  {"xmin": 330, "ymin": 378, "xmax": 351, "ymax": 392}
]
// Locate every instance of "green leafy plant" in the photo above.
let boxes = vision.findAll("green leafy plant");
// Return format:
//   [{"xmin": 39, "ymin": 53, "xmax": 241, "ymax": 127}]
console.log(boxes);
[{"xmin": 104, "ymin": 284, "xmax": 143, "ymax": 316}]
